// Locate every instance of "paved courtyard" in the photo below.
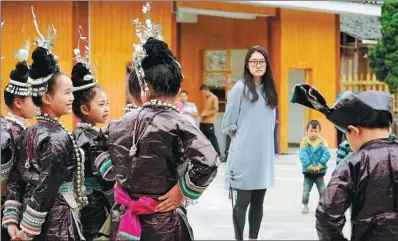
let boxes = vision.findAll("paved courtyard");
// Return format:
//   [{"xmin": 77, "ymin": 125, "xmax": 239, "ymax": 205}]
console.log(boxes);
[{"xmin": 187, "ymin": 149, "xmax": 351, "ymax": 240}]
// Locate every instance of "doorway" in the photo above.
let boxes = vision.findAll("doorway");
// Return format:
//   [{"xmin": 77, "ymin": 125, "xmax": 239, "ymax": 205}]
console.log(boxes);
[{"xmin": 288, "ymin": 69, "xmax": 310, "ymax": 147}]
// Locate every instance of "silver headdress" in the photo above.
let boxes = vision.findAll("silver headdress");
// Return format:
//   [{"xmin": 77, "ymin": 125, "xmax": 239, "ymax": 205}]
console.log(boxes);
[
  {"xmin": 132, "ymin": 2, "xmax": 184, "ymax": 97},
  {"xmin": 31, "ymin": 7, "xmax": 57, "ymax": 57},
  {"xmin": 5, "ymin": 39, "xmax": 32, "ymax": 96},
  {"xmin": 72, "ymin": 25, "xmax": 99, "ymax": 92},
  {"xmin": 28, "ymin": 6, "xmax": 58, "ymax": 97},
  {"xmin": 132, "ymin": 2, "xmax": 164, "ymax": 97}
]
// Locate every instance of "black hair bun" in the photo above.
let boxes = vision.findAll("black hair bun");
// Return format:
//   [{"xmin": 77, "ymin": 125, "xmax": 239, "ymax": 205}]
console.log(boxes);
[
  {"xmin": 71, "ymin": 62, "xmax": 95, "ymax": 87},
  {"xmin": 9, "ymin": 62, "xmax": 29, "ymax": 84},
  {"xmin": 142, "ymin": 38, "xmax": 175, "ymax": 69},
  {"xmin": 29, "ymin": 47, "xmax": 59, "ymax": 79}
]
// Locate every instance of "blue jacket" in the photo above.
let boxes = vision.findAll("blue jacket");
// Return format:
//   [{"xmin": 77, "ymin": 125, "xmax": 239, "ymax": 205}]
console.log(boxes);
[{"xmin": 299, "ymin": 136, "xmax": 331, "ymax": 174}]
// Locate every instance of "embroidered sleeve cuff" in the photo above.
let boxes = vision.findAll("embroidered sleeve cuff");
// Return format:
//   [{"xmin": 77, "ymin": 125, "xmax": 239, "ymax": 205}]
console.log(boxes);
[
  {"xmin": 1, "ymin": 160, "xmax": 13, "ymax": 181},
  {"xmin": 222, "ymin": 124, "xmax": 237, "ymax": 135},
  {"xmin": 94, "ymin": 152, "xmax": 116, "ymax": 181},
  {"xmin": 178, "ymin": 172, "xmax": 206, "ymax": 200},
  {"xmin": 2, "ymin": 200, "xmax": 21, "ymax": 228},
  {"xmin": 20, "ymin": 205, "xmax": 47, "ymax": 236}
]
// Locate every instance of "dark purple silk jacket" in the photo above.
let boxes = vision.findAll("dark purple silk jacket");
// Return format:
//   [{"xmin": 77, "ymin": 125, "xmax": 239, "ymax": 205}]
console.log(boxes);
[
  {"xmin": 316, "ymin": 139, "xmax": 398, "ymax": 241},
  {"xmin": 1, "ymin": 117, "xmax": 13, "ymax": 241},
  {"xmin": 90, "ymin": 107, "xmax": 219, "ymax": 241},
  {"xmin": 4, "ymin": 121, "xmax": 83, "ymax": 241},
  {"xmin": 72, "ymin": 126, "xmax": 114, "ymax": 241},
  {"xmin": 1, "ymin": 116, "xmax": 13, "ymax": 183}
]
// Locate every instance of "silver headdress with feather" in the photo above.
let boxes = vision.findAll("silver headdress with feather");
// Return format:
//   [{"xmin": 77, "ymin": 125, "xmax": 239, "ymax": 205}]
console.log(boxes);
[
  {"xmin": 132, "ymin": 2, "xmax": 184, "ymax": 98},
  {"xmin": 72, "ymin": 25, "xmax": 99, "ymax": 92},
  {"xmin": 132, "ymin": 2, "xmax": 164, "ymax": 97},
  {"xmin": 28, "ymin": 6, "xmax": 59, "ymax": 97},
  {"xmin": 5, "ymin": 38, "xmax": 32, "ymax": 96}
]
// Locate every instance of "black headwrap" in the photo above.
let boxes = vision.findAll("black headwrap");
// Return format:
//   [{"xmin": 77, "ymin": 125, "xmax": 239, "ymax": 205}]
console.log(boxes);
[{"xmin": 290, "ymin": 84, "xmax": 393, "ymax": 132}]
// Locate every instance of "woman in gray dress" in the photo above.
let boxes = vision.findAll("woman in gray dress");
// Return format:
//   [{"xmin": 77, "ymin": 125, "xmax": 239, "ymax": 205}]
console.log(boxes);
[{"xmin": 222, "ymin": 46, "xmax": 278, "ymax": 240}]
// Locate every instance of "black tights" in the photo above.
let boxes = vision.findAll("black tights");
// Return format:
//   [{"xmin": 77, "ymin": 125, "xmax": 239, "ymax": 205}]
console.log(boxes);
[{"xmin": 232, "ymin": 189, "xmax": 267, "ymax": 240}]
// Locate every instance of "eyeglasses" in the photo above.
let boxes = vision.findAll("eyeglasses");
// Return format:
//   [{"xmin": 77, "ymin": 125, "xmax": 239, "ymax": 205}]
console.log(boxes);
[{"xmin": 248, "ymin": 60, "xmax": 266, "ymax": 67}]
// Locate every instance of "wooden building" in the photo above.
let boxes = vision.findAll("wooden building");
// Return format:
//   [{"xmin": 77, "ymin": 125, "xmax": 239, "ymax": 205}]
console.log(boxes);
[
  {"xmin": 1, "ymin": 1, "xmax": 382, "ymax": 153},
  {"xmin": 340, "ymin": 14, "xmax": 381, "ymax": 80}
]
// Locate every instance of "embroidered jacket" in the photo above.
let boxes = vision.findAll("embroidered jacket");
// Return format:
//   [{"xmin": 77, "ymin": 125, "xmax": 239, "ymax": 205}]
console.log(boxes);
[
  {"xmin": 72, "ymin": 126, "xmax": 114, "ymax": 241},
  {"xmin": 90, "ymin": 107, "xmax": 219, "ymax": 240},
  {"xmin": 2, "ymin": 122, "xmax": 84, "ymax": 241}
]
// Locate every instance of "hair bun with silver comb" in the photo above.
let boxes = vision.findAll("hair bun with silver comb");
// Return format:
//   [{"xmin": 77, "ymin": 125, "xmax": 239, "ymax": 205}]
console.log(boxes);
[
  {"xmin": 28, "ymin": 7, "xmax": 59, "ymax": 97},
  {"xmin": 5, "ymin": 38, "xmax": 31, "ymax": 96},
  {"xmin": 72, "ymin": 25, "xmax": 98, "ymax": 92}
]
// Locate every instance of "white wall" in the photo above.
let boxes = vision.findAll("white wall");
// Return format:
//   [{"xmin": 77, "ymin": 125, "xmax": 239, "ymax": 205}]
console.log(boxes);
[{"xmin": 288, "ymin": 69, "xmax": 306, "ymax": 144}]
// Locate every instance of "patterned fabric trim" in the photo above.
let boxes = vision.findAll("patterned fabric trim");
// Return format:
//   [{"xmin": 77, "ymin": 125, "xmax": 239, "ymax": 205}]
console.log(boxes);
[
  {"xmin": 84, "ymin": 177, "xmax": 102, "ymax": 191},
  {"xmin": 94, "ymin": 152, "xmax": 116, "ymax": 181},
  {"xmin": 1, "ymin": 160, "xmax": 13, "ymax": 181},
  {"xmin": 1, "ymin": 200, "xmax": 21, "ymax": 228},
  {"xmin": 178, "ymin": 172, "xmax": 205, "ymax": 200},
  {"xmin": 117, "ymin": 231, "xmax": 140, "ymax": 240},
  {"xmin": 59, "ymin": 181, "xmax": 73, "ymax": 193},
  {"xmin": 20, "ymin": 205, "xmax": 47, "ymax": 236}
]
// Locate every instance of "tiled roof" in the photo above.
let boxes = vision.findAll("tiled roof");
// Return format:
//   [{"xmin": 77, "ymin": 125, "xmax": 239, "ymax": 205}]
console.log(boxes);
[{"xmin": 340, "ymin": 14, "xmax": 381, "ymax": 40}]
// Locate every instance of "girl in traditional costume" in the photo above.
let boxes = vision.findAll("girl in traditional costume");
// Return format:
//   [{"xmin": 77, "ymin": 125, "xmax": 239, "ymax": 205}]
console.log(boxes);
[
  {"xmin": 2, "ymin": 38, "xmax": 35, "ymax": 241},
  {"xmin": 124, "ymin": 68, "xmax": 143, "ymax": 114},
  {"xmin": 0, "ymin": 21, "xmax": 12, "ymax": 241},
  {"xmin": 70, "ymin": 27, "xmax": 112, "ymax": 241},
  {"xmin": 90, "ymin": 3, "xmax": 219, "ymax": 240},
  {"xmin": 2, "ymin": 10, "xmax": 87, "ymax": 241},
  {"xmin": 1, "ymin": 117, "xmax": 14, "ymax": 241},
  {"xmin": 3, "ymin": 40, "xmax": 36, "ymax": 142}
]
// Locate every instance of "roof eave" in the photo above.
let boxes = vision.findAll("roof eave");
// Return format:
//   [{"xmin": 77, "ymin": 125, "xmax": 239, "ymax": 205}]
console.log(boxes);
[{"xmin": 235, "ymin": 1, "xmax": 382, "ymax": 16}]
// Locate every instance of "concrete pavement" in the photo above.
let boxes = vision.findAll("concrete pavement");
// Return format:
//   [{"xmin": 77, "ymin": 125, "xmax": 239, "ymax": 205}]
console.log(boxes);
[{"xmin": 187, "ymin": 149, "xmax": 351, "ymax": 240}]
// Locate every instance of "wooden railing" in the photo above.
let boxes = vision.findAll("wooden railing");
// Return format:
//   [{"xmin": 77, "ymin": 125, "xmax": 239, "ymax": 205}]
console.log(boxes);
[{"xmin": 341, "ymin": 74, "xmax": 398, "ymax": 113}]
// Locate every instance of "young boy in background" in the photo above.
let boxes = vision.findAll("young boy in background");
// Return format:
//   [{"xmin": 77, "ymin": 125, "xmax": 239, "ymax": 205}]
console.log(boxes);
[{"xmin": 299, "ymin": 120, "xmax": 331, "ymax": 214}]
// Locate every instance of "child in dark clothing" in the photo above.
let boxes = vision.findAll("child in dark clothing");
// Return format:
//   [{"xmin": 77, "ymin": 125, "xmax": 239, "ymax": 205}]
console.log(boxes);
[{"xmin": 291, "ymin": 84, "xmax": 398, "ymax": 241}]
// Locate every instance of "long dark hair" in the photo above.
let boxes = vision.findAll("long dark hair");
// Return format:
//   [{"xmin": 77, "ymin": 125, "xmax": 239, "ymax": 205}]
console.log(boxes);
[{"xmin": 243, "ymin": 46, "xmax": 278, "ymax": 109}]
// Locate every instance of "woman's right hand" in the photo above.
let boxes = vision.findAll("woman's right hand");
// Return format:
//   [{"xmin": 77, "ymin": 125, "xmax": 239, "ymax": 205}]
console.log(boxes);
[
  {"xmin": 7, "ymin": 223, "xmax": 20, "ymax": 239},
  {"xmin": 229, "ymin": 130, "xmax": 236, "ymax": 137}
]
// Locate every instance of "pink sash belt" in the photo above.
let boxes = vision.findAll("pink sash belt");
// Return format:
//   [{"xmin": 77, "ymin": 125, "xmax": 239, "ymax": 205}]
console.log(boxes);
[{"xmin": 114, "ymin": 186, "xmax": 159, "ymax": 240}]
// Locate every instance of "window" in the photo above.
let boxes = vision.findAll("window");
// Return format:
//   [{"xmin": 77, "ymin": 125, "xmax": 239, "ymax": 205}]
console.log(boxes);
[{"xmin": 204, "ymin": 49, "xmax": 247, "ymax": 112}]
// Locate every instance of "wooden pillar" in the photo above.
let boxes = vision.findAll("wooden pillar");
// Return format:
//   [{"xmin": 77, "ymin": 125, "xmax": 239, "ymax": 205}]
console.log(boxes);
[
  {"xmin": 335, "ymin": 14, "xmax": 341, "ymax": 147},
  {"xmin": 335, "ymin": 15, "xmax": 341, "ymax": 94},
  {"xmin": 268, "ymin": 9, "xmax": 283, "ymax": 153},
  {"xmin": 171, "ymin": 1, "xmax": 179, "ymax": 57},
  {"xmin": 71, "ymin": 1, "xmax": 89, "ymax": 128}
]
